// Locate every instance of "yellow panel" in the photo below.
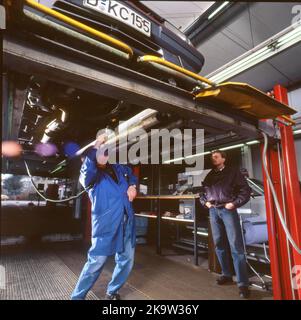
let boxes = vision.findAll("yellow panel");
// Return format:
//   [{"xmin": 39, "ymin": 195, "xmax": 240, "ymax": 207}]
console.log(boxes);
[{"xmin": 195, "ymin": 82, "xmax": 296, "ymax": 119}]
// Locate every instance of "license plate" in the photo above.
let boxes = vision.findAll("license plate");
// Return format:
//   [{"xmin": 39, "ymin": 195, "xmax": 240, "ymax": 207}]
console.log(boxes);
[{"xmin": 83, "ymin": 0, "xmax": 151, "ymax": 37}]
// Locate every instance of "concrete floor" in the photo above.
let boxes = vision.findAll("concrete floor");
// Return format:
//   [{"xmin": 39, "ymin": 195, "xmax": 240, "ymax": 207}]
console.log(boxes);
[{"xmin": 0, "ymin": 242, "xmax": 273, "ymax": 300}]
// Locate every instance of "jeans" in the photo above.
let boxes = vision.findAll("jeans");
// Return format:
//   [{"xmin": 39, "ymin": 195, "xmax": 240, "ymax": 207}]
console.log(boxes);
[
  {"xmin": 209, "ymin": 207, "xmax": 249, "ymax": 287},
  {"xmin": 71, "ymin": 216, "xmax": 135, "ymax": 300}
]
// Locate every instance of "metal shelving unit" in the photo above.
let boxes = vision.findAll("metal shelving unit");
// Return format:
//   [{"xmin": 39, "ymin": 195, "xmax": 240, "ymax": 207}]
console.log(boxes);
[{"xmin": 135, "ymin": 194, "xmax": 200, "ymax": 265}]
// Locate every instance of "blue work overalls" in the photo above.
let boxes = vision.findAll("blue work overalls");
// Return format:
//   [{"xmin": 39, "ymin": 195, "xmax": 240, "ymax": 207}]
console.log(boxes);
[{"xmin": 71, "ymin": 148, "xmax": 137, "ymax": 299}]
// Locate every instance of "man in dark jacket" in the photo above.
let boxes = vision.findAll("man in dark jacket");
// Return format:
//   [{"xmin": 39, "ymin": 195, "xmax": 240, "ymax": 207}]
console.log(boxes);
[{"xmin": 200, "ymin": 150, "xmax": 251, "ymax": 298}]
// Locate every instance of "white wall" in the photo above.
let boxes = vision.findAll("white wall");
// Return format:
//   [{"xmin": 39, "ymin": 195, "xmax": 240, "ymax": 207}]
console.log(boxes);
[
  {"xmin": 288, "ymin": 87, "xmax": 301, "ymax": 120},
  {"xmin": 294, "ymin": 138, "xmax": 301, "ymax": 182},
  {"xmin": 251, "ymin": 144, "xmax": 263, "ymax": 181},
  {"xmin": 289, "ymin": 86, "xmax": 301, "ymax": 181}
]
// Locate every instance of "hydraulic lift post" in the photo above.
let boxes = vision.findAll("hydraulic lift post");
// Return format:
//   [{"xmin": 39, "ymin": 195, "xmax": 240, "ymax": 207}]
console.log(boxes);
[
  {"xmin": 261, "ymin": 85, "xmax": 301, "ymax": 300},
  {"xmin": 274, "ymin": 85, "xmax": 301, "ymax": 300}
]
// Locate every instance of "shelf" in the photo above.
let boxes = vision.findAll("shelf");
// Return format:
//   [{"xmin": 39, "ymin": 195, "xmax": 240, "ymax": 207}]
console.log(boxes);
[
  {"xmin": 177, "ymin": 237, "xmax": 207, "ymax": 246},
  {"xmin": 135, "ymin": 194, "xmax": 199, "ymax": 266},
  {"xmin": 135, "ymin": 213, "xmax": 157, "ymax": 219},
  {"xmin": 136, "ymin": 194, "xmax": 199, "ymax": 200},
  {"xmin": 246, "ymin": 243, "xmax": 269, "ymax": 249},
  {"xmin": 135, "ymin": 213, "xmax": 194, "ymax": 222},
  {"xmin": 246, "ymin": 254, "xmax": 270, "ymax": 264},
  {"xmin": 187, "ymin": 226, "xmax": 209, "ymax": 237},
  {"xmin": 173, "ymin": 240, "xmax": 208, "ymax": 251},
  {"xmin": 192, "ymin": 231, "xmax": 209, "ymax": 237},
  {"xmin": 162, "ymin": 216, "xmax": 194, "ymax": 223}
]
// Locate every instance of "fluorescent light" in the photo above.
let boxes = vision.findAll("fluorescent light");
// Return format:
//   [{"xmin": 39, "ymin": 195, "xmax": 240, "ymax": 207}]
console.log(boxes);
[
  {"xmin": 206, "ymin": 22, "xmax": 301, "ymax": 83},
  {"xmin": 246, "ymin": 140, "xmax": 260, "ymax": 145},
  {"xmin": 74, "ymin": 109, "xmax": 158, "ymax": 157},
  {"xmin": 60, "ymin": 109, "xmax": 66, "ymax": 122},
  {"xmin": 208, "ymin": 2, "xmax": 229, "ymax": 20},
  {"xmin": 163, "ymin": 156, "xmax": 185, "ymax": 164},
  {"xmin": 46, "ymin": 119, "xmax": 57, "ymax": 128},
  {"xmin": 220, "ymin": 143, "xmax": 245, "ymax": 151},
  {"xmin": 164, "ymin": 142, "xmax": 255, "ymax": 164},
  {"xmin": 185, "ymin": 151, "xmax": 211, "ymax": 159},
  {"xmin": 294, "ymin": 129, "xmax": 301, "ymax": 135},
  {"xmin": 163, "ymin": 151, "xmax": 210, "ymax": 164},
  {"xmin": 209, "ymin": 47, "xmax": 271, "ymax": 82}
]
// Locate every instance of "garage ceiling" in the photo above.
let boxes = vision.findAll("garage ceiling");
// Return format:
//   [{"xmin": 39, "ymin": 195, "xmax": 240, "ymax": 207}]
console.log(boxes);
[
  {"xmin": 140, "ymin": 1, "xmax": 301, "ymax": 92},
  {"xmin": 141, "ymin": 1, "xmax": 214, "ymax": 31},
  {"xmin": 195, "ymin": 2, "xmax": 301, "ymax": 92},
  {"xmin": 229, "ymin": 43, "xmax": 301, "ymax": 92}
]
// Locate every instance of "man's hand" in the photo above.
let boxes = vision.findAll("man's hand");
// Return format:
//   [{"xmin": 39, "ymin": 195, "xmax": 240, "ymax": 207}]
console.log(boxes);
[
  {"xmin": 225, "ymin": 202, "xmax": 235, "ymax": 210},
  {"xmin": 205, "ymin": 202, "xmax": 212, "ymax": 209},
  {"xmin": 127, "ymin": 185, "xmax": 137, "ymax": 202},
  {"xmin": 94, "ymin": 134, "xmax": 107, "ymax": 149}
]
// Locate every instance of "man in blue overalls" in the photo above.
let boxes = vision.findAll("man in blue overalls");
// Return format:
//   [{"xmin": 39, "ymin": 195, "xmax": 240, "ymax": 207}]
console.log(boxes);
[{"xmin": 71, "ymin": 130, "xmax": 138, "ymax": 300}]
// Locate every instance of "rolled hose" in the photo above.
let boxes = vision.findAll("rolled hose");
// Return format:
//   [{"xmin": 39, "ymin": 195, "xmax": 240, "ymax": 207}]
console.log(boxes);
[{"xmin": 261, "ymin": 131, "xmax": 301, "ymax": 255}]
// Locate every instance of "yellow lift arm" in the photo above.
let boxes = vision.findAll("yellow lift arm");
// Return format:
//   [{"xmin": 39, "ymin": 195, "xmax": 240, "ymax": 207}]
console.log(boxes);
[
  {"xmin": 25, "ymin": 0, "xmax": 133, "ymax": 58},
  {"xmin": 138, "ymin": 56, "xmax": 296, "ymax": 123},
  {"xmin": 195, "ymin": 82, "xmax": 296, "ymax": 123}
]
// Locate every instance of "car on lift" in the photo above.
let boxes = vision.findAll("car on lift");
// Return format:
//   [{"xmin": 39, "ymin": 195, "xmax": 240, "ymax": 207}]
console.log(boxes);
[{"xmin": 5, "ymin": 0, "xmax": 205, "ymax": 89}]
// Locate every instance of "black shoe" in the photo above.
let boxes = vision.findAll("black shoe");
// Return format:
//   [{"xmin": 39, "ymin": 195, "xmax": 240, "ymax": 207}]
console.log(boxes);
[
  {"xmin": 105, "ymin": 293, "xmax": 121, "ymax": 300},
  {"xmin": 216, "ymin": 275, "xmax": 234, "ymax": 285},
  {"xmin": 239, "ymin": 286, "xmax": 250, "ymax": 299}
]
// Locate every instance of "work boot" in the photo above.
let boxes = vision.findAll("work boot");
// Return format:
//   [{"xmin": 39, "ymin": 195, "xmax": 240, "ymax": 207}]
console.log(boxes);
[
  {"xmin": 105, "ymin": 293, "xmax": 121, "ymax": 300},
  {"xmin": 216, "ymin": 275, "xmax": 234, "ymax": 285},
  {"xmin": 239, "ymin": 286, "xmax": 250, "ymax": 299}
]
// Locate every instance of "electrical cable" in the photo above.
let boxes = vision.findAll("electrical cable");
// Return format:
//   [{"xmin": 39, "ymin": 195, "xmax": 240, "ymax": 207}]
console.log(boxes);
[
  {"xmin": 261, "ymin": 131, "xmax": 301, "ymax": 255},
  {"xmin": 24, "ymin": 159, "xmax": 91, "ymax": 203}
]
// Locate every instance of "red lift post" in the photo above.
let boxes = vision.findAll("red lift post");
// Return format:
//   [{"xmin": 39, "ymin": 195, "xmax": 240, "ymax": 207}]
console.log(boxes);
[{"xmin": 261, "ymin": 84, "xmax": 301, "ymax": 300}]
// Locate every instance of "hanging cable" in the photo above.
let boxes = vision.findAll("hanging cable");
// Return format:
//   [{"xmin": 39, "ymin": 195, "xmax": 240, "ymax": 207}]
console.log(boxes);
[
  {"xmin": 24, "ymin": 159, "xmax": 91, "ymax": 203},
  {"xmin": 261, "ymin": 131, "xmax": 301, "ymax": 255}
]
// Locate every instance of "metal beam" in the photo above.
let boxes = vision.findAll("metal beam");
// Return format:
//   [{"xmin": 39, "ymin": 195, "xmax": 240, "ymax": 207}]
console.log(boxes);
[
  {"xmin": 274, "ymin": 85, "xmax": 301, "ymax": 300},
  {"xmin": 3, "ymin": 33, "xmax": 259, "ymax": 140}
]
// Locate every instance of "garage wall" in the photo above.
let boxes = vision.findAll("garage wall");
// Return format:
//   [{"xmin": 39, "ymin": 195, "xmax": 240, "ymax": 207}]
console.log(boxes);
[
  {"xmin": 288, "ymin": 86, "xmax": 301, "ymax": 120},
  {"xmin": 251, "ymin": 144, "xmax": 263, "ymax": 181},
  {"xmin": 294, "ymin": 138, "xmax": 301, "ymax": 182},
  {"xmin": 289, "ymin": 86, "xmax": 301, "ymax": 182}
]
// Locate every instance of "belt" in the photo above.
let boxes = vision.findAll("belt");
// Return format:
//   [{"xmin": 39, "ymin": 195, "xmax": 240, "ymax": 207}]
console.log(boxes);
[{"xmin": 211, "ymin": 202, "xmax": 226, "ymax": 208}]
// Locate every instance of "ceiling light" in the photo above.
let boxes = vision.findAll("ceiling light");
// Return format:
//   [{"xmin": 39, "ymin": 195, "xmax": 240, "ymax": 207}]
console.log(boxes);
[
  {"xmin": 246, "ymin": 140, "xmax": 260, "ymax": 145},
  {"xmin": 163, "ymin": 151, "xmax": 210, "ymax": 164},
  {"xmin": 206, "ymin": 22, "xmax": 301, "ymax": 83},
  {"xmin": 164, "ymin": 142, "xmax": 252, "ymax": 164},
  {"xmin": 60, "ymin": 109, "xmax": 67, "ymax": 123},
  {"xmin": 208, "ymin": 2, "xmax": 229, "ymax": 20},
  {"xmin": 219, "ymin": 143, "xmax": 245, "ymax": 151}
]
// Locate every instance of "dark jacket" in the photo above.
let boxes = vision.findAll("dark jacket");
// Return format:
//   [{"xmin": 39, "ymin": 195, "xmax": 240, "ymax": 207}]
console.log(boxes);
[{"xmin": 200, "ymin": 166, "xmax": 251, "ymax": 209}]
